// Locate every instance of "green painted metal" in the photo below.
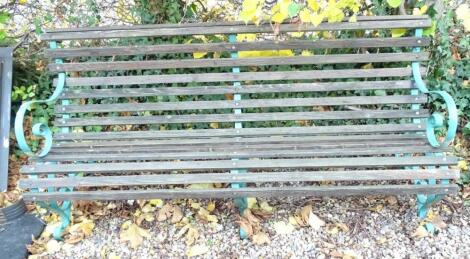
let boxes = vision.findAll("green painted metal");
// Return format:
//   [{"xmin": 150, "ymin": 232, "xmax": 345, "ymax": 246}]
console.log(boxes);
[
  {"xmin": 15, "ymin": 41, "xmax": 73, "ymax": 239},
  {"xmin": 412, "ymin": 28, "xmax": 458, "ymax": 221},
  {"xmin": 229, "ymin": 34, "xmax": 249, "ymax": 239}
]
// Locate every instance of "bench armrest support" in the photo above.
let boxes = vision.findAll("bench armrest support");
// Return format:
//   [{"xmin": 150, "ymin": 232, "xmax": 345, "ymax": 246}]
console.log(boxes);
[{"xmin": 14, "ymin": 72, "xmax": 66, "ymax": 158}]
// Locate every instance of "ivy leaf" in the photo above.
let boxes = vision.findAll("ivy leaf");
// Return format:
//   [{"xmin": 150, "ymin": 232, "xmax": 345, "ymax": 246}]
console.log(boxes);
[
  {"xmin": 423, "ymin": 21, "xmax": 437, "ymax": 36},
  {"xmin": 391, "ymin": 28, "xmax": 407, "ymax": 38},
  {"xmin": 287, "ymin": 3, "xmax": 300, "ymax": 18},
  {"xmin": 387, "ymin": 0, "xmax": 403, "ymax": 8},
  {"xmin": 0, "ymin": 12, "xmax": 9, "ymax": 24}
]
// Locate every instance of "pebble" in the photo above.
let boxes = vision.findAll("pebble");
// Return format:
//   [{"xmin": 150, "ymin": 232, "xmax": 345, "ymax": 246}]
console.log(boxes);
[{"xmin": 44, "ymin": 195, "xmax": 469, "ymax": 258}]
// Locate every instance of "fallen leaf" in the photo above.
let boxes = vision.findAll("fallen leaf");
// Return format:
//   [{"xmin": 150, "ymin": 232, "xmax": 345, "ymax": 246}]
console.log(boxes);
[
  {"xmin": 273, "ymin": 221, "xmax": 295, "ymax": 235},
  {"xmin": 242, "ymin": 209, "xmax": 261, "ymax": 225},
  {"xmin": 197, "ymin": 207, "xmax": 218, "ymax": 223},
  {"xmin": 238, "ymin": 217, "xmax": 253, "ymax": 237},
  {"xmin": 157, "ymin": 204, "xmax": 173, "ymax": 222},
  {"xmin": 207, "ymin": 201, "xmax": 216, "ymax": 212},
  {"xmin": 385, "ymin": 196, "xmax": 398, "ymax": 206},
  {"xmin": 171, "ymin": 206, "xmax": 183, "ymax": 223},
  {"xmin": 412, "ymin": 225, "xmax": 429, "ymax": 239},
  {"xmin": 46, "ymin": 239, "xmax": 61, "ymax": 253},
  {"xmin": 247, "ymin": 197, "xmax": 257, "ymax": 209},
  {"xmin": 108, "ymin": 253, "xmax": 121, "ymax": 259},
  {"xmin": 120, "ymin": 221, "xmax": 151, "ymax": 249},
  {"xmin": 308, "ymin": 211, "xmax": 325, "ymax": 230},
  {"xmin": 69, "ymin": 218, "xmax": 95, "ymax": 237},
  {"xmin": 187, "ymin": 244, "xmax": 209, "ymax": 257},
  {"xmin": 431, "ymin": 215, "xmax": 447, "ymax": 230},
  {"xmin": 149, "ymin": 199, "xmax": 164, "ymax": 207},
  {"xmin": 252, "ymin": 232, "xmax": 270, "ymax": 245},
  {"xmin": 259, "ymin": 201, "xmax": 273, "ymax": 212}
]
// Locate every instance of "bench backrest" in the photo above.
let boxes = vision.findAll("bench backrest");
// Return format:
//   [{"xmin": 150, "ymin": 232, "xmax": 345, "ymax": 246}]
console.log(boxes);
[{"xmin": 41, "ymin": 15, "xmax": 432, "ymax": 140}]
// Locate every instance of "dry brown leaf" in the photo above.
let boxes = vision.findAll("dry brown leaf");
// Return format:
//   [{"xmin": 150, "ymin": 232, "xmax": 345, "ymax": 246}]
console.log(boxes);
[
  {"xmin": 252, "ymin": 232, "xmax": 270, "ymax": 245},
  {"xmin": 308, "ymin": 211, "xmax": 325, "ymax": 230},
  {"xmin": 171, "ymin": 206, "xmax": 183, "ymax": 223},
  {"xmin": 431, "ymin": 215, "xmax": 447, "ymax": 230},
  {"xmin": 119, "ymin": 221, "xmax": 151, "ymax": 249},
  {"xmin": 259, "ymin": 201, "xmax": 273, "ymax": 213},
  {"xmin": 412, "ymin": 225, "xmax": 429, "ymax": 239},
  {"xmin": 238, "ymin": 217, "xmax": 254, "ymax": 238},
  {"xmin": 385, "ymin": 196, "xmax": 398, "ymax": 206},
  {"xmin": 197, "ymin": 207, "xmax": 218, "ymax": 223},
  {"xmin": 157, "ymin": 204, "xmax": 173, "ymax": 222},
  {"xmin": 242, "ymin": 209, "xmax": 261, "ymax": 225}
]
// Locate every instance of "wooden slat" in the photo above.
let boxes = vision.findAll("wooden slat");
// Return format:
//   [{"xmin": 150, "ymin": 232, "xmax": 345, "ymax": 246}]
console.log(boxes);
[
  {"xmin": 56, "ymin": 67, "xmax": 419, "ymax": 86},
  {"xmin": 21, "ymin": 156, "xmax": 457, "ymax": 174},
  {"xmin": 45, "ymin": 37, "xmax": 431, "ymax": 58},
  {"xmin": 54, "ymin": 109, "xmax": 429, "ymax": 127},
  {"xmin": 40, "ymin": 19, "xmax": 431, "ymax": 40},
  {"xmin": 19, "ymin": 169, "xmax": 459, "ymax": 189},
  {"xmin": 48, "ymin": 139, "xmax": 428, "ymax": 154},
  {"xmin": 48, "ymin": 52, "xmax": 428, "ymax": 72},
  {"xmin": 52, "ymin": 134, "xmax": 426, "ymax": 148},
  {"xmin": 56, "ymin": 95, "xmax": 427, "ymax": 114},
  {"xmin": 59, "ymin": 80, "xmax": 416, "ymax": 99},
  {"xmin": 54, "ymin": 123, "xmax": 427, "ymax": 141},
  {"xmin": 43, "ymin": 16, "xmax": 430, "ymax": 34},
  {"xmin": 22, "ymin": 184, "xmax": 458, "ymax": 201},
  {"xmin": 40, "ymin": 145, "xmax": 446, "ymax": 162}
]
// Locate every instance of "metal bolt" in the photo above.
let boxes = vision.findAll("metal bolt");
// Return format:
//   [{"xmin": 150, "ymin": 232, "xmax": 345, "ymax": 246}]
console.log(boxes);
[
  {"xmin": 232, "ymin": 162, "xmax": 236, "ymax": 166},
  {"xmin": 231, "ymin": 45, "xmax": 236, "ymax": 50},
  {"xmin": 418, "ymin": 125, "xmax": 422, "ymax": 128},
  {"xmin": 62, "ymin": 107, "xmax": 66, "ymax": 111},
  {"xmin": 417, "ymin": 40, "xmax": 422, "ymax": 44},
  {"xmin": 443, "ymin": 157, "xmax": 447, "ymax": 161},
  {"xmin": 235, "ymin": 102, "xmax": 239, "ymax": 106},
  {"xmin": 416, "ymin": 111, "xmax": 419, "ymax": 115},
  {"xmin": 236, "ymin": 130, "xmax": 240, "ymax": 134}
]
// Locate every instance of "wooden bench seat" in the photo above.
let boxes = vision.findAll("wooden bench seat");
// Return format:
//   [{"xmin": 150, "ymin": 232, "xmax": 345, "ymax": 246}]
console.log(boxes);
[{"xmin": 15, "ymin": 15, "xmax": 459, "ymax": 237}]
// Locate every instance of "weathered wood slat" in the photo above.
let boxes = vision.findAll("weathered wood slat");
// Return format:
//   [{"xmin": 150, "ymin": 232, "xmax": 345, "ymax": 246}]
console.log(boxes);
[
  {"xmin": 56, "ymin": 95, "xmax": 427, "ymax": 114},
  {"xmin": 40, "ymin": 145, "xmax": 445, "ymax": 162},
  {"xmin": 54, "ymin": 123, "xmax": 426, "ymax": 141},
  {"xmin": 20, "ymin": 169, "xmax": 459, "ymax": 189},
  {"xmin": 43, "ymin": 16, "xmax": 430, "ymax": 34},
  {"xmin": 45, "ymin": 37, "xmax": 430, "ymax": 58},
  {"xmin": 52, "ymin": 134, "xmax": 426, "ymax": 148},
  {"xmin": 59, "ymin": 80, "xmax": 415, "ymax": 99},
  {"xmin": 48, "ymin": 53, "xmax": 428, "ymax": 72},
  {"xmin": 56, "ymin": 68, "xmax": 419, "ymax": 86},
  {"xmin": 48, "ymin": 139, "xmax": 428, "ymax": 154},
  {"xmin": 40, "ymin": 19, "xmax": 431, "ymax": 40},
  {"xmin": 22, "ymin": 184, "xmax": 458, "ymax": 201},
  {"xmin": 22, "ymin": 156, "xmax": 457, "ymax": 174},
  {"xmin": 54, "ymin": 109, "xmax": 429, "ymax": 127}
]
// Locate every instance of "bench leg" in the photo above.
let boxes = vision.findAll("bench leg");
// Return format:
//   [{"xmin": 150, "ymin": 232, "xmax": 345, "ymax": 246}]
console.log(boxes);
[
  {"xmin": 38, "ymin": 199, "xmax": 72, "ymax": 240},
  {"xmin": 231, "ymin": 169, "xmax": 249, "ymax": 239}
]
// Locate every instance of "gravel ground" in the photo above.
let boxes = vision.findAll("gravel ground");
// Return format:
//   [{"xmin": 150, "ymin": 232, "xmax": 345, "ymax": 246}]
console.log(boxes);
[{"xmin": 40, "ymin": 193, "xmax": 470, "ymax": 259}]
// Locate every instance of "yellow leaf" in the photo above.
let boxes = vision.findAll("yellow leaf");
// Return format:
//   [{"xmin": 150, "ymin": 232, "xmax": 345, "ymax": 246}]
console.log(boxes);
[
  {"xmin": 187, "ymin": 244, "xmax": 209, "ymax": 257},
  {"xmin": 273, "ymin": 221, "xmax": 295, "ymax": 234},
  {"xmin": 119, "ymin": 221, "xmax": 151, "ymax": 249},
  {"xmin": 290, "ymin": 31, "xmax": 305, "ymax": 38},
  {"xmin": 18, "ymin": 0, "xmax": 27, "ymax": 4},
  {"xmin": 362, "ymin": 63, "xmax": 374, "ymax": 69},
  {"xmin": 310, "ymin": 13, "xmax": 324, "ymax": 26},
  {"xmin": 149, "ymin": 199, "xmax": 164, "ymax": 207},
  {"xmin": 307, "ymin": 0, "xmax": 320, "ymax": 11},
  {"xmin": 237, "ymin": 33, "xmax": 257, "ymax": 42},
  {"xmin": 108, "ymin": 253, "xmax": 121, "ymax": 259},
  {"xmin": 193, "ymin": 52, "xmax": 207, "ymax": 59},
  {"xmin": 210, "ymin": 122, "xmax": 219, "ymax": 129},
  {"xmin": 288, "ymin": 216, "xmax": 299, "ymax": 226},
  {"xmin": 391, "ymin": 28, "xmax": 407, "ymax": 38},
  {"xmin": 247, "ymin": 197, "xmax": 257, "ymax": 208},
  {"xmin": 299, "ymin": 9, "xmax": 312, "ymax": 23},
  {"xmin": 278, "ymin": 49, "xmax": 294, "ymax": 56},
  {"xmin": 301, "ymin": 50, "xmax": 313, "ymax": 56},
  {"xmin": 207, "ymin": 201, "xmax": 216, "ymax": 212},
  {"xmin": 272, "ymin": 12, "xmax": 287, "ymax": 23},
  {"xmin": 458, "ymin": 160, "xmax": 468, "ymax": 170},
  {"xmin": 259, "ymin": 201, "xmax": 273, "ymax": 212}
]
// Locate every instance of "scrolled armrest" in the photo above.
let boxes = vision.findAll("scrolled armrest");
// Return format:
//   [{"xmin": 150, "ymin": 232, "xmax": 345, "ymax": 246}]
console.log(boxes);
[
  {"xmin": 14, "ymin": 73, "xmax": 66, "ymax": 158},
  {"xmin": 425, "ymin": 90, "xmax": 458, "ymax": 148}
]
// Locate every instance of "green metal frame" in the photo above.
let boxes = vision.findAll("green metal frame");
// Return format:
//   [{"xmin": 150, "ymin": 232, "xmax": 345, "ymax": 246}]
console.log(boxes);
[
  {"xmin": 229, "ymin": 34, "xmax": 249, "ymax": 239},
  {"xmin": 14, "ymin": 41, "xmax": 73, "ymax": 240},
  {"xmin": 411, "ymin": 28, "xmax": 458, "ymax": 228}
]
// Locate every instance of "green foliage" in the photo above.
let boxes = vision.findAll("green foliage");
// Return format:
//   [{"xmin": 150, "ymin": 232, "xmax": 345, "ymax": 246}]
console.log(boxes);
[
  {"xmin": 386, "ymin": 0, "xmax": 403, "ymax": 8},
  {"xmin": 427, "ymin": 10, "xmax": 470, "ymax": 135}
]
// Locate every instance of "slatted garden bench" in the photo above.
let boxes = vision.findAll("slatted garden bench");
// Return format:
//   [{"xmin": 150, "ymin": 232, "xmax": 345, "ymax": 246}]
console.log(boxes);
[{"xmin": 15, "ymin": 15, "xmax": 460, "ymax": 238}]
